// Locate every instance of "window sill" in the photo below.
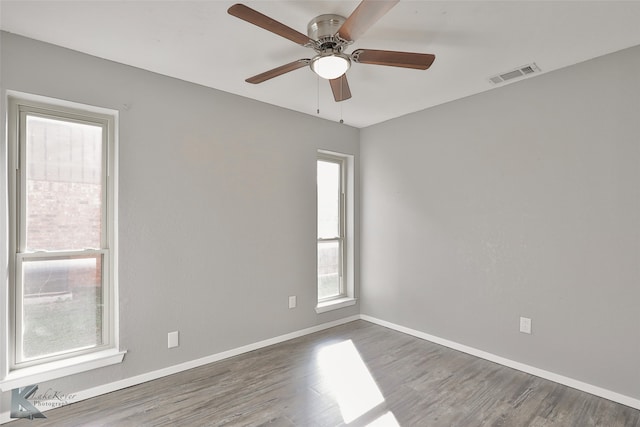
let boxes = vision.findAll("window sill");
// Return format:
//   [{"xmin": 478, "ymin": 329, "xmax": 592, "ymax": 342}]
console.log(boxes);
[
  {"xmin": 315, "ymin": 297, "xmax": 357, "ymax": 314},
  {"xmin": 0, "ymin": 348, "xmax": 126, "ymax": 391}
]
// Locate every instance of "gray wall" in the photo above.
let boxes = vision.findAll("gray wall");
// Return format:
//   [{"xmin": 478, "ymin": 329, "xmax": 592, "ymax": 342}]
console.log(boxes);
[
  {"xmin": 360, "ymin": 45, "xmax": 640, "ymax": 399},
  {"xmin": 2, "ymin": 29, "xmax": 639, "ymax": 412},
  {"xmin": 0, "ymin": 32, "xmax": 359, "ymax": 407}
]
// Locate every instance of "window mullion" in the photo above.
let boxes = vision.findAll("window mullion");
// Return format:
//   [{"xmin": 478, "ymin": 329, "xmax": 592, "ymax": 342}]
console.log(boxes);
[{"xmin": 17, "ymin": 249, "xmax": 107, "ymax": 260}]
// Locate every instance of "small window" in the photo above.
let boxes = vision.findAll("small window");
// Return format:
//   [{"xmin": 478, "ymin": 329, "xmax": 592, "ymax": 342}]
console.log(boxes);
[
  {"xmin": 317, "ymin": 150, "xmax": 356, "ymax": 313},
  {"xmin": 7, "ymin": 94, "xmax": 118, "ymax": 371},
  {"xmin": 317, "ymin": 155, "xmax": 346, "ymax": 301}
]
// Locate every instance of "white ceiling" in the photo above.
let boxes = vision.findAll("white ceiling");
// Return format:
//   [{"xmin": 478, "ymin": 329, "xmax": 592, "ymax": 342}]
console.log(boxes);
[{"xmin": 2, "ymin": 1, "xmax": 640, "ymax": 128}]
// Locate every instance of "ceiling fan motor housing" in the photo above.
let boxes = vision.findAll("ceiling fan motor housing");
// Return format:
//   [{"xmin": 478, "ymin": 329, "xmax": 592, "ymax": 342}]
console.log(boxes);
[{"xmin": 308, "ymin": 14, "xmax": 349, "ymax": 52}]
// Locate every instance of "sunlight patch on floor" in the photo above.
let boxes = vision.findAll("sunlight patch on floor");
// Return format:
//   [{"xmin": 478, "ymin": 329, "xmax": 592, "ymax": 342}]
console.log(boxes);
[
  {"xmin": 366, "ymin": 411, "xmax": 401, "ymax": 427},
  {"xmin": 318, "ymin": 339, "xmax": 386, "ymax": 424}
]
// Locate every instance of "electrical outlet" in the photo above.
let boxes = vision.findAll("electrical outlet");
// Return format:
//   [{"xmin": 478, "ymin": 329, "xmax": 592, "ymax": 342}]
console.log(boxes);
[
  {"xmin": 288, "ymin": 296, "xmax": 297, "ymax": 309},
  {"xmin": 519, "ymin": 317, "xmax": 532, "ymax": 334},
  {"xmin": 168, "ymin": 331, "xmax": 179, "ymax": 348}
]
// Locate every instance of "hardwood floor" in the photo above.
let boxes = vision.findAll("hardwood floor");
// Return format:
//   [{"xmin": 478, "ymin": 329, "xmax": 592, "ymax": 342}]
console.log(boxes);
[{"xmin": 7, "ymin": 320, "xmax": 640, "ymax": 426}]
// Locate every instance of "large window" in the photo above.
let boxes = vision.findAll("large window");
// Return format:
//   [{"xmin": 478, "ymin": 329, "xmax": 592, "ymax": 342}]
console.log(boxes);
[
  {"xmin": 317, "ymin": 151, "xmax": 355, "ymax": 311},
  {"xmin": 4, "ymin": 94, "xmax": 120, "ymax": 381}
]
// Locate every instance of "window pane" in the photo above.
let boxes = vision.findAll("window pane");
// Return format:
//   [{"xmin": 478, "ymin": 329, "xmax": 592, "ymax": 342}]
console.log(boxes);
[
  {"xmin": 25, "ymin": 115, "xmax": 103, "ymax": 251},
  {"xmin": 21, "ymin": 256, "xmax": 103, "ymax": 360},
  {"xmin": 318, "ymin": 241, "xmax": 341, "ymax": 300},
  {"xmin": 317, "ymin": 160, "xmax": 341, "ymax": 239}
]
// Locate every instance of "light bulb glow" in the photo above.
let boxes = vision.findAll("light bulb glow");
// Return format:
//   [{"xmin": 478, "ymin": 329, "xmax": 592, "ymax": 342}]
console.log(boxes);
[{"xmin": 311, "ymin": 54, "xmax": 351, "ymax": 80}]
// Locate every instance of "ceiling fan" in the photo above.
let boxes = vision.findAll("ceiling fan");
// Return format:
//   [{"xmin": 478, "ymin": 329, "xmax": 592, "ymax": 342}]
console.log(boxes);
[{"xmin": 228, "ymin": 0, "xmax": 436, "ymax": 102}]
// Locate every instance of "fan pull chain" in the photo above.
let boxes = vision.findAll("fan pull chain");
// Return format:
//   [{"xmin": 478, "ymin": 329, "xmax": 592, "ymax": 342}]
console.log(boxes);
[{"xmin": 316, "ymin": 75, "xmax": 320, "ymax": 115}]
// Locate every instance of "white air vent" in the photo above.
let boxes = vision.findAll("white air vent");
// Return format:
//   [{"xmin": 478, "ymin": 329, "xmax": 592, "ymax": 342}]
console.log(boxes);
[{"xmin": 489, "ymin": 63, "xmax": 541, "ymax": 85}]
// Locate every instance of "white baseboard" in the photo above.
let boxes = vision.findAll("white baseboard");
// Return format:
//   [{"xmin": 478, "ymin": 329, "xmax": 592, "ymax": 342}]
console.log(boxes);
[
  {"xmin": 3, "ymin": 313, "xmax": 638, "ymax": 424},
  {"xmin": 0, "ymin": 315, "xmax": 359, "ymax": 424},
  {"xmin": 359, "ymin": 314, "xmax": 640, "ymax": 411}
]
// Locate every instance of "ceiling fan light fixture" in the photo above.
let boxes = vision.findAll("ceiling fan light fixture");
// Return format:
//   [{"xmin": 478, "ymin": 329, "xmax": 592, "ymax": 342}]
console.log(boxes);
[{"xmin": 310, "ymin": 52, "xmax": 351, "ymax": 80}]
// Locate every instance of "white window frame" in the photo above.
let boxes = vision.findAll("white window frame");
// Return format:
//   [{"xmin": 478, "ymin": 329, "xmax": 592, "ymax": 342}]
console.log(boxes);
[
  {"xmin": 316, "ymin": 150, "xmax": 356, "ymax": 313},
  {"xmin": 1, "ymin": 92, "xmax": 124, "ymax": 391}
]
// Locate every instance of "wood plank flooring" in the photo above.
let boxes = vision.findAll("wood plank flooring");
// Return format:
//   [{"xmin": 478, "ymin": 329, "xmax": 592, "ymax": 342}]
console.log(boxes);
[{"xmin": 7, "ymin": 320, "xmax": 640, "ymax": 426}]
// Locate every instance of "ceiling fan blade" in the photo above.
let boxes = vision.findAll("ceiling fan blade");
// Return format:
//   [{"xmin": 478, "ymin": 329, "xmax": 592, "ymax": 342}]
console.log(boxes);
[
  {"xmin": 352, "ymin": 49, "xmax": 435, "ymax": 70},
  {"xmin": 228, "ymin": 4, "xmax": 313, "ymax": 46},
  {"xmin": 246, "ymin": 59, "xmax": 310, "ymax": 84},
  {"xmin": 329, "ymin": 74, "xmax": 352, "ymax": 102},
  {"xmin": 337, "ymin": 0, "xmax": 399, "ymax": 42}
]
